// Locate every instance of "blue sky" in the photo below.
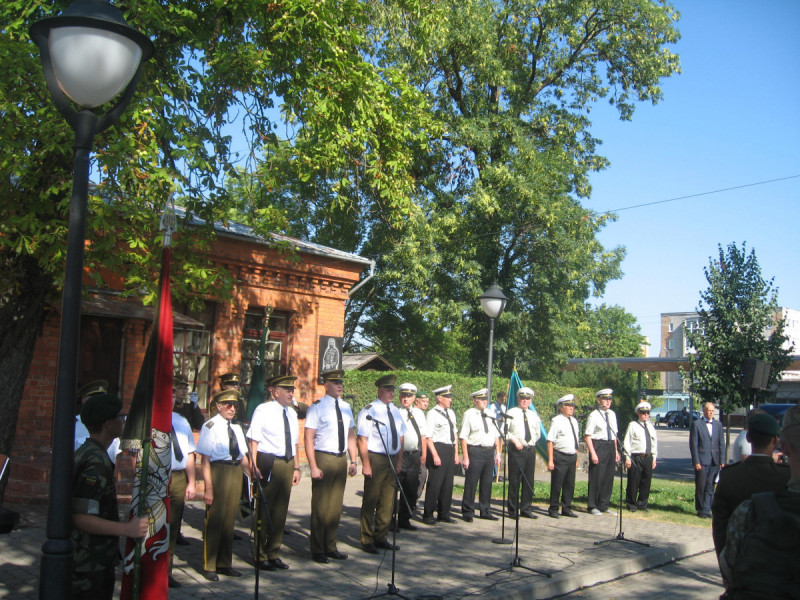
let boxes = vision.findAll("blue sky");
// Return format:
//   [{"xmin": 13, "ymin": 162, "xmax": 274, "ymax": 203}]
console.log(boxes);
[{"xmin": 584, "ymin": 0, "xmax": 799, "ymax": 356}]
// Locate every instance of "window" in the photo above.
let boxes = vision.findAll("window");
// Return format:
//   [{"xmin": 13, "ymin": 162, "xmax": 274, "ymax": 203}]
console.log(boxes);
[
  {"xmin": 668, "ymin": 322, "xmax": 674, "ymax": 332},
  {"xmin": 668, "ymin": 339, "xmax": 674, "ymax": 350},
  {"xmin": 173, "ymin": 301, "xmax": 215, "ymax": 409},
  {"xmin": 241, "ymin": 309, "xmax": 290, "ymax": 399}
]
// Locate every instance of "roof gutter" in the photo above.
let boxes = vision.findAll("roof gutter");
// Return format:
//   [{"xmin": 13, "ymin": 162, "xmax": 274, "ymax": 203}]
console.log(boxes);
[{"xmin": 348, "ymin": 259, "xmax": 376, "ymax": 297}]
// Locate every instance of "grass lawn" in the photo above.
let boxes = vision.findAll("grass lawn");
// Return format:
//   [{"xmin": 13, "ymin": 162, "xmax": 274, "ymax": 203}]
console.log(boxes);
[{"xmin": 454, "ymin": 478, "xmax": 709, "ymax": 528}]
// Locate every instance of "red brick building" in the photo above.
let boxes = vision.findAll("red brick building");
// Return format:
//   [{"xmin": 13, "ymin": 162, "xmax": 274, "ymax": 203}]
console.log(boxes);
[{"xmin": 6, "ymin": 219, "xmax": 372, "ymax": 502}]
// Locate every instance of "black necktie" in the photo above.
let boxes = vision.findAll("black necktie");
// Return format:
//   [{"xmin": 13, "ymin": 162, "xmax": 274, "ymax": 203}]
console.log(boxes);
[
  {"xmin": 228, "ymin": 421, "xmax": 240, "ymax": 460},
  {"xmin": 440, "ymin": 409, "xmax": 454, "ymax": 443},
  {"xmin": 640, "ymin": 422, "xmax": 651, "ymax": 455},
  {"xmin": 407, "ymin": 409, "xmax": 422, "ymax": 450},
  {"xmin": 387, "ymin": 404, "xmax": 398, "ymax": 452},
  {"xmin": 602, "ymin": 411, "xmax": 612, "ymax": 441},
  {"xmin": 570, "ymin": 418, "xmax": 578, "ymax": 451},
  {"xmin": 480, "ymin": 411, "xmax": 488, "ymax": 433},
  {"xmin": 171, "ymin": 427, "xmax": 184, "ymax": 462},
  {"xmin": 523, "ymin": 412, "xmax": 532, "ymax": 443},
  {"xmin": 283, "ymin": 408, "xmax": 292, "ymax": 459},
  {"xmin": 335, "ymin": 399, "xmax": 345, "ymax": 453}
]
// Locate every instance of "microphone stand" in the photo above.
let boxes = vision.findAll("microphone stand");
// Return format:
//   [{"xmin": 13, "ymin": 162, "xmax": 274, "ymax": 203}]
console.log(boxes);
[
  {"xmin": 485, "ymin": 416, "xmax": 549, "ymax": 578},
  {"xmin": 362, "ymin": 414, "xmax": 413, "ymax": 600},
  {"xmin": 251, "ymin": 472, "xmax": 275, "ymax": 600},
  {"xmin": 491, "ymin": 414, "xmax": 512, "ymax": 546},
  {"xmin": 593, "ymin": 427, "xmax": 649, "ymax": 548}
]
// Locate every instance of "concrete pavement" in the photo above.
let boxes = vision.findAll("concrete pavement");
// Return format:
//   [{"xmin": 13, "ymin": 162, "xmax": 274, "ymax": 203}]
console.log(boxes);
[{"xmin": 0, "ymin": 473, "xmax": 714, "ymax": 599}]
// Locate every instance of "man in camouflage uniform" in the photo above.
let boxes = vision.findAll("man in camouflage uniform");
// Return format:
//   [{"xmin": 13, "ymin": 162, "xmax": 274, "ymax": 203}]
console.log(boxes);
[{"xmin": 72, "ymin": 393, "xmax": 148, "ymax": 599}]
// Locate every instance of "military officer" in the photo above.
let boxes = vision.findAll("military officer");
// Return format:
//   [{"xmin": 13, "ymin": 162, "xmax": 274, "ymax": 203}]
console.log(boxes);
[
  {"xmin": 584, "ymin": 388, "xmax": 619, "ymax": 516},
  {"xmin": 357, "ymin": 374, "xmax": 405, "ymax": 553},
  {"xmin": 505, "ymin": 387, "xmax": 542, "ymax": 518},
  {"xmin": 72, "ymin": 393, "xmax": 148, "ymax": 599},
  {"xmin": 304, "ymin": 369, "xmax": 359, "ymax": 564},
  {"xmin": 547, "ymin": 394, "xmax": 580, "ymax": 518},
  {"xmin": 422, "ymin": 385, "xmax": 460, "ymax": 525},
  {"xmin": 622, "ymin": 402, "xmax": 659, "ymax": 513},
  {"xmin": 174, "ymin": 373, "xmax": 205, "ymax": 431},
  {"xmin": 247, "ymin": 375, "xmax": 301, "ymax": 571},
  {"xmin": 397, "ymin": 383, "xmax": 428, "ymax": 530},
  {"xmin": 168, "ymin": 388, "xmax": 197, "ymax": 588},
  {"xmin": 196, "ymin": 390, "xmax": 250, "ymax": 581},
  {"xmin": 460, "ymin": 388, "xmax": 501, "ymax": 522}
]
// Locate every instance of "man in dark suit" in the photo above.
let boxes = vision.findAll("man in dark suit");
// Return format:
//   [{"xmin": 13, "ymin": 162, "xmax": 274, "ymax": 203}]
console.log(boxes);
[
  {"xmin": 689, "ymin": 402, "xmax": 725, "ymax": 518},
  {"xmin": 711, "ymin": 413, "xmax": 789, "ymax": 555}
]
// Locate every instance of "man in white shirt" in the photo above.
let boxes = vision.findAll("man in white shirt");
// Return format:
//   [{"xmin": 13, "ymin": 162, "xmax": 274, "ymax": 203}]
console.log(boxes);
[
  {"xmin": 547, "ymin": 394, "xmax": 580, "ymax": 518},
  {"xmin": 505, "ymin": 387, "xmax": 542, "ymax": 518},
  {"xmin": 396, "ymin": 383, "xmax": 428, "ymax": 530},
  {"xmin": 622, "ymin": 402, "xmax": 658, "ymax": 512},
  {"xmin": 584, "ymin": 388, "xmax": 619, "ymax": 516},
  {"xmin": 357, "ymin": 374, "xmax": 405, "ymax": 554},
  {"xmin": 304, "ymin": 369, "xmax": 359, "ymax": 564},
  {"xmin": 460, "ymin": 389, "xmax": 501, "ymax": 522},
  {"xmin": 422, "ymin": 385, "xmax": 460, "ymax": 525},
  {"xmin": 247, "ymin": 375, "xmax": 301, "ymax": 571}
]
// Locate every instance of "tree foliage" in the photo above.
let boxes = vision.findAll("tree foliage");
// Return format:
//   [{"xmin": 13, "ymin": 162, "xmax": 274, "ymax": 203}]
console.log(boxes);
[
  {"xmin": 249, "ymin": 0, "xmax": 681, "ymax": 376},
  {"xmin": 684, "ymin": 243, "xmax": 793, "ymax": 413},
  {"xmin": 0, "ymin": 0, "xmax": 435, "ymax": 458},
  {"xmin": 571, "ymin": 303, "xmax": 647, "ymax": 358}
]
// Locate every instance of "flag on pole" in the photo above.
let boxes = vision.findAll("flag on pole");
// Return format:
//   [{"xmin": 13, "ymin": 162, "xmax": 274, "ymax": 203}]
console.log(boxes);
[
  {"xmin": 245, "ymin": 308, "xmax": 272, "ymax": 422},
  {"xmin": 119, "ymin": 214, "xmax": 175, "ymax": 600},
  {"xmin": 505, "ymin": 366, "xmax": 549, "ymax": 461}
]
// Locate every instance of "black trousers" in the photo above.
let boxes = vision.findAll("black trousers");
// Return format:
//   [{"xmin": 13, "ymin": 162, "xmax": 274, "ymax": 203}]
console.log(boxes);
[
  {"xmin": 694, "ymin": 463, "xmax": 720, "ymax": 514},
  {"xmin": 587, "ymin": 439, "xmax": 616, "ymax": 512},
  {"xmin": 508, "ymin": 447, "xmax": 536, "ymax": 515},
  {"xmin": 626, "ymin": 454, "xmax": 653, "ymax": 510},
  {"xmin": 423, "ymin": 442, "xmax": 455, "ymax": 520},
  {"xmin": 398, "ymin": 450, "xmax": 421, "ymax": 525},
  {"xmin": 549, "ymin": 450, "xmax": 577, "ymax": 512},
  {"xmin": 462, "ymin": 445, "xmax": 495, "ymax": 517}
]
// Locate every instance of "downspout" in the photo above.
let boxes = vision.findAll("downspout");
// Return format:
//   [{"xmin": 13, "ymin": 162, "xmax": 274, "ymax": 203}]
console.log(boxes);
[{"xmin": 348, "ymin": 259, "xmax": 376, "ymax": 297}]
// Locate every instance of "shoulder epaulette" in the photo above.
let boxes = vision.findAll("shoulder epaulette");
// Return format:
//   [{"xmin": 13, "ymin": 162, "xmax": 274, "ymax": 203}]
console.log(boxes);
[{"xmin": 205, "ymin": 420, "xmax": 215, "ymax": 429}]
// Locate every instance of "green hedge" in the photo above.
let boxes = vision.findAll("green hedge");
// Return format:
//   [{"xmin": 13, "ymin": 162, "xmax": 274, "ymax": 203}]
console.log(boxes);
[{"xmin": 342, "ymin": 370, "xmax": 599, "ymax": 425}]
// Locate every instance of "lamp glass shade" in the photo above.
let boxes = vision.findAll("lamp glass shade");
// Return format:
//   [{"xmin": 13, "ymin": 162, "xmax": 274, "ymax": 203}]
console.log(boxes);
[
  {"xmin": 480, "ymin": 296, "xmax": 505, "ymax": 319},
  {"xmin": 49, "ymin": 25, "xmax": 142, "ymax": 108}
]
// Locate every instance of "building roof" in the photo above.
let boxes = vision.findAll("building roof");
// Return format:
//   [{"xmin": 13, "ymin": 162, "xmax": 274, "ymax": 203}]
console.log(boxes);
[
  {"xmin": 175, "ymin": 205, "xmax": 372, "ymax": 266},
  {"xmin": 342, "ymin": 353, "xmax": 397, "ymax": 372},
  {"xmin": 566, "ymin": 356, "xmax": 800, "ymax": 372}
]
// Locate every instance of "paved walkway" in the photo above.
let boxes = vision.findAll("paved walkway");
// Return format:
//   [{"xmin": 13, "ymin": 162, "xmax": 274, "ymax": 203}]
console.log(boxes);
[{"xmin": 0, "ymin": 474, "xmax": 713, "ymax": 599}]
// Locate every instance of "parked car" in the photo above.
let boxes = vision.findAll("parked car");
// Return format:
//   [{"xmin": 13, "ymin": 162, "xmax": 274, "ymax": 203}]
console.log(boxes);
[
  {"xmin": 657, "ymin": 411, "xmax": 679, "ymax": 427},
  {"xmin": 658, "ymin": 410, "xmax": 701, "ymax": 428}
]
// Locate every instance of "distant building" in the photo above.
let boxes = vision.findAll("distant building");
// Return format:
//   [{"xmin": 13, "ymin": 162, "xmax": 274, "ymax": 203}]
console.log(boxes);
[{"xmin": 659, "ymin": 308, "xmax": 800, "ymax": 400}]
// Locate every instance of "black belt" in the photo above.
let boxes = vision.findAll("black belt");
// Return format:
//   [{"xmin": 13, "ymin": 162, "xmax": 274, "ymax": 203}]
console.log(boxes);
[
  {"xmin": 593, "ymin": 439, "xmax": 615, "ymax": 444},
  {"xmin": 405, "ymin": 449, "xmax": 421, "ymax": 454},
  {"xmin": 468, "ymin": 444, "xmax": 495, "ymax": 450},
  {"xmin": 259, "ymin": 452, "xmax": 293, "ymax": 461},
  {"xmin": 368, "ymin": 450, "xmax": 399, "ymax": 457},
  {"xmin": 631, "ymin": 453, "xmax": 652, "ymax": 457},
  {"xmin": 212, "ymin": 459, "xmax": 241, "ymax": 466},
  {"xmin": 555, "ymin": 449, "xmax": 577, "ymax": 456},
  {"xmin": 511, "ymin": 446, "xmax": 536, "ymax": 451},
  {"xmin": 316, "ymin": 450, "xmax": 346, "ymax": 457}
]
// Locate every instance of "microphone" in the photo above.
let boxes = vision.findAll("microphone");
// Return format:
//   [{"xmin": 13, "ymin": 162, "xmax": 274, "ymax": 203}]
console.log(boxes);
[
  {"xmin": 481, "ymin": 413, "xmax": 498, "ymax": 421},
  {"xmin": 366, "ymin": 414, "xmax": 385, "ymax": 427}
]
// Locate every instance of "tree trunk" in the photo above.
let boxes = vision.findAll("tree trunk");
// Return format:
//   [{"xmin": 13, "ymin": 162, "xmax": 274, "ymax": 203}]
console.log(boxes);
[{"xmin": 0, "ymin": 251, "xmax": 51, "ymax": 504}]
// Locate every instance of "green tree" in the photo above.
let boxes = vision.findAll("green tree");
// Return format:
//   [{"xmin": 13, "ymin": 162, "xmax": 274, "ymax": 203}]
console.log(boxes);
[
  {"xmin": 269, "ymin": 0, "xmax": 681, "ymax": 375},
  {"xmin": 684, "ymin": 243, "xmax": 793, "ymax": 414},
  {"xmin": 571, "ymin": 304, "xmax": 647, "ymax": 358},
  {"xmin": 0, "ymin": 0, "xmax": 433, "ymax": 469}
]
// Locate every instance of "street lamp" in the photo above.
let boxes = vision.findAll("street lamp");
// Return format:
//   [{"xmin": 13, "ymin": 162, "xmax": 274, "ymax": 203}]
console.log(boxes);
[
  {"xmin": 479, "ymin": 283, "xmax": 508, "ymax": 399},
  {"xmin": 29, "ymin": 2, "xmax": 153, "ymax": 598}
]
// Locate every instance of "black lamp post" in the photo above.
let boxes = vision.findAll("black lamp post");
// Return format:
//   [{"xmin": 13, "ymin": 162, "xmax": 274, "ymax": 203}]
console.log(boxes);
[
  {"xmin": 479, "ymin": 283, "xmax": 508, "ymax": 400},
  {"xmin": 29, "ymin": 2, "xmax": 153, "ymax": 598}
]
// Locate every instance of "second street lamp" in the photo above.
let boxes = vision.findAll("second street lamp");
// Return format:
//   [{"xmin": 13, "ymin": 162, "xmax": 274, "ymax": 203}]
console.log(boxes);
[
  {"xmin": 29, "ymin": 2, "xmax": 153, "ymax": 598},
  {"xmin": 479, "ymin": 283, "xmax": 508, "ymax": 400}
]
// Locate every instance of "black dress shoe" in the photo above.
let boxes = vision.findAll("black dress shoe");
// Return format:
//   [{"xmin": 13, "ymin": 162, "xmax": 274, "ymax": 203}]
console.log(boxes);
[
  {"xmin": 217, "ymin": 567, "xmax": 242, "ymax": 577},
  {"xmin": 312, "ymin": 553, "xmax": 330, "ymax": 564},
  {"xmin": 479, "ymin": 513, "xmax": 498, "ymax": 521},
  {"xmin": 548, "ymin": 511, "xmax": 560, "ymax": 519},
  {"xmin": 437, "ymin": 517, "xmax": 457, "ymax": 524},
  {"xmin": 168, "ymin": 576, "xmax": 181, "ymax": 588},
  {"xmin": 175, "ymin": 532, "xmax": 190, "ymax": 546},
  {"xmin": 203, "ymin": 571, "xmax": 219, "ymax": 582},
  {"xmin": 422, "ymin": 517, "xmax": 437, "ymax": 525},
  {"xmin": 561, "ymin": 510, "xmax": 578, "ymax": 518},
  {"xmin": 519, "ymin": 511, "xmax": 537, "ymax": 519},
  {"xmin": 462, "ymin": 515, "xmax": 473, "ymax": 522},
  {"xmin": 259, "ymin": 558, "xmax": 289, "ymax": 571},
  {"xmin": 326, "ymin": 550, "xmax": 348, "ymax": 560},
  {"xmin": 362, "ymin": 543, "xmax": 379, "ymax": 554},
  {"xmin": 375, "ymin": 540, "xmax": 399, "ymax": 551},
  {"xmin": 398, "ymin": 522, "xmax": 418, "ymax": 531}
]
